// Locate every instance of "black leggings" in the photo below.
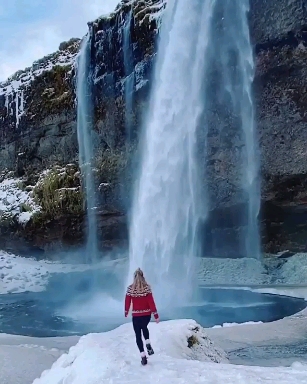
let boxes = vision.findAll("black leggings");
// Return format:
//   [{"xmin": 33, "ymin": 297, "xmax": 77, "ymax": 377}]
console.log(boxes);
[{"xmin": 132, "ymin": 315, "xmax": 151, "ymax": 353}]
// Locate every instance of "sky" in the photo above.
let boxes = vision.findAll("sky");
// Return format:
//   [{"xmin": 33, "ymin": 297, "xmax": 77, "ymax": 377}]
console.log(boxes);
[{"xmin": 0, "ymin": 0, "xmax": 120, "ymax": 81}]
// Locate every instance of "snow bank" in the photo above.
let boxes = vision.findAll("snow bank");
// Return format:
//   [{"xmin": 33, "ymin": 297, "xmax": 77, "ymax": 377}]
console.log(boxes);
[
  {"xmin": 197, "ymin": 257, "xmax": 268, "ymax": 285},
  {"xmin": 277, "ymin": 253, "xmax": 307, "ymax": 284},
  {"xmin": 0, "ymin": 176, "xmax": 41, "ymax": 225},
  {"xmin": 33, "ymin": 320, "xmax": 227, "ymax": 384},
  {"xmin": 33, "ymin": 319, "xmax": 307, "ymax": 384}
]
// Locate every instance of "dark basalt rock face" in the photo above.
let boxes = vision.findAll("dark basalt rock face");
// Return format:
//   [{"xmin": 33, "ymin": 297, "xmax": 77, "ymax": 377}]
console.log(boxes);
[{"xmin": 1, "ymin": 0, "xmax": 307, "ymax": 255}]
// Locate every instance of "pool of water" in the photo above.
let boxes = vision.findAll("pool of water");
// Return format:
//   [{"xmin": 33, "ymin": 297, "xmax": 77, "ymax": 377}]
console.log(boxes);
[{"xmin": 0, "ymin": 271, "xmax": 305, "ymax": 337}]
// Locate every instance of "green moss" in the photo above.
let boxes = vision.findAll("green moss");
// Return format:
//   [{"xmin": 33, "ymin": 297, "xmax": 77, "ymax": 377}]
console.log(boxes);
[{"xmin": 33, "ymin": 166, "xmax": 83, "ymax": 220}]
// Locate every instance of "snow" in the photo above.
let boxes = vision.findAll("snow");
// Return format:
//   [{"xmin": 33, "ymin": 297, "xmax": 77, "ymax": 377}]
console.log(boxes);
[
  {"xmin": 197, "ymin": 257, "xmax": 268, "ymax": 285},
  {"xmin": 0, "ymin": 41, "xmax": 79, "ymax": 129},
  {"xmin": 276, "ymin": 253, "xmax": 307, "ymax": 284},
  {"xmin": 32, "ymin": 319, "xmax": 307, "ymax": 384},
  {"xmin": 33, "ymin": 320, "xmax": 227, "ymax": 384},
  {"xmin": 0, "ymin": 177, "xmax": 41, "ymax": 225},
  {"xmin": 2, "ymin": 250, "xmax": 307, "ymax": 295},
  {"xmin": 0, "ymin": 333, "xmax": 78, "ymax": 384},
  {"xmin": 134, "ymin": 0, "xmax": 167, "ymax": 26},
  {"xmin": 212, "ymin": 321, "xmax": 263, "ymax": 329},
  {"xmin": 1, "ymin": 252, "xmax": 307, "ymax": 382},
  {"xmin": 0, "ymin": 250, "xmax": 126, "ymax": 294},
  {"xmin": 0, "ymin": 47, "xmax": 78, "ymax": 98}
]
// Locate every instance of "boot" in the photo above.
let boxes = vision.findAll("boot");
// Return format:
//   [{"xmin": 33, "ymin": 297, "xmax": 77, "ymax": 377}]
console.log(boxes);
[
  {"xmin": 146, "ymin": 343, "xmax": 154, "ymax": 356},
  {"xmin": 141, "ymin": 356, "xmax": 148, "ymax": 365}
]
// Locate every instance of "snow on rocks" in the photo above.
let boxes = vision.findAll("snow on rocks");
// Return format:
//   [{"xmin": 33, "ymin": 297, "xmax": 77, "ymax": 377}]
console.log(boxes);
[
  {"xmin": 276, "ymin": 253, "xmax": 307, "ymax": 284},
  {"xmin": 32, "ymin": 319, "xmax": 307, "ymax": 384},
  {"xmin": 197, "ymin": 257, "xmax": 269, "ymax": 285},
  {"xmin": 0, "ymin": 39, "xmax": 79, "ymax": 127},
  {"xmin": 0, "ymin": 40, "xmax": 79, "ymax": 98},
  {"xmin": 0, "ymin": 174, "xmax": 41, "ymax": 225}
]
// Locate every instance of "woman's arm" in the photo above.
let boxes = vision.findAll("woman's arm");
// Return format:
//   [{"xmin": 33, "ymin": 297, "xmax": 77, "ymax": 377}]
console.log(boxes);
[
  {"xmin": 147, "ymin": 292, "xmax": 159, "ymax": 320},
  {"xmin": 125, "ymin": 292, "xmax": 131, "ymax": 317}
]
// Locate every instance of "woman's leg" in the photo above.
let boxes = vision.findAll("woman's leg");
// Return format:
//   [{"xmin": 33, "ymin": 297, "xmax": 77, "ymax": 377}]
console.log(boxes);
[
  {"xmin": 141, "ymin": 315, "xmax": 151, "ymax": 341},
  {"xmin": 141, "ymin": 315, "xmax": 154, "ymax": 354},
  {"xmin": 132, "ymin": 317, "xmax": 145, "ymax": 354}
]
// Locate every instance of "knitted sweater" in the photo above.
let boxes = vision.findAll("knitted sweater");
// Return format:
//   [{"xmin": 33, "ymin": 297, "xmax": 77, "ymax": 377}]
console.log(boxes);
[{"xmin": 125, "ymin": 284, "xmax": 159, "ymax": 319}]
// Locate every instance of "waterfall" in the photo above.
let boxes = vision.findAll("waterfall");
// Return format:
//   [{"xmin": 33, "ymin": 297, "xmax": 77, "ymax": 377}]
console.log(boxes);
[
  {"xmin": 76, "ymin": 34, "xmax": 99, "ymax": 263},
  {"xmin": 123, "ymin": 10, "xmax": 135, "ymax": 143},
  {"xmin": 211, "ymin": 0, "xmax": 260, "ymax": 259},
  {"xmin": 128, "ymin": 0, "xmax": 215, "ymax": 307},
  {"xmin": 236, "ymin": 0, "xmax": 260, "ymax": 260}
]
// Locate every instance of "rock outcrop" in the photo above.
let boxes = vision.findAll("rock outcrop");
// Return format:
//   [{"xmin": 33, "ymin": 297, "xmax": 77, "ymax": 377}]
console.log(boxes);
[{"xmin": 0, "ymin": 0, "xmax": 307, "ymax": 255}]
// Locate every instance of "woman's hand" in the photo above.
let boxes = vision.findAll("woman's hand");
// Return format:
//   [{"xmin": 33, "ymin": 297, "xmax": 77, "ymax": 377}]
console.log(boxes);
[{"xmin": 155, "ymin": 317, "xmax": 160, "ymax": 324}]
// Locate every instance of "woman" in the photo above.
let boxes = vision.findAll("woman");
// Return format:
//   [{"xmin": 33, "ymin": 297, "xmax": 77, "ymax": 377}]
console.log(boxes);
[{"xmin": 125, "ymin": 268, "xmax": 160, "ymax": 365}]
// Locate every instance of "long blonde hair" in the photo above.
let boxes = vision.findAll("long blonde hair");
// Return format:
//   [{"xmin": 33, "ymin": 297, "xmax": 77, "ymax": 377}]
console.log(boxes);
[{"xmin": 131, "ymin": 268, "xmax": 149, "ymax": 291}]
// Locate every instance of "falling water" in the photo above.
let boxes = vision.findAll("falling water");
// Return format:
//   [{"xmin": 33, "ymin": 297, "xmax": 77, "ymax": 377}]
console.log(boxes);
[
  {"xmin": 128, "ymin": 0, "xmax": 216, "ymax": 307},
  {"xmin": 76, "ymin": 34, "xmax": 99, "ymax": 263},
  {"xmin": 215, "ymin": 0, "xmax": 260, "ymax": 259},
  {"xmin": 123, "ymin": 10, "xmax": 135, "ymax": 143}
]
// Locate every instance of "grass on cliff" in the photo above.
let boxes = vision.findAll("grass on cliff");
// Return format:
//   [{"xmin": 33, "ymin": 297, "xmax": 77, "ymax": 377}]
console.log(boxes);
[
  {"xmin": 32, "ymin": 166, "xmax": 83, "ymax": 223},
  {"xmin": 95, "ymin": 145, "xmax": 136, "ymax": 186},
  {"xmin": 27, "ymin": 65, "xmax": 73, "ymax": 120}
]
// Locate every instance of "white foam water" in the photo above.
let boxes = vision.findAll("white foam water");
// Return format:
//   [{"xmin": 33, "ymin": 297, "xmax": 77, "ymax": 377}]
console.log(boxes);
[{"xmin": 128, "ymin": 0, "xmax": 216, "ymax": 307}]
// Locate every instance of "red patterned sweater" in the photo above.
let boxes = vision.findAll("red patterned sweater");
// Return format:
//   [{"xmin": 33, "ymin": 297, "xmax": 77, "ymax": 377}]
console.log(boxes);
[{"xmin": 125, "ymin": 284, "xmax": 159, "ymax": 319}]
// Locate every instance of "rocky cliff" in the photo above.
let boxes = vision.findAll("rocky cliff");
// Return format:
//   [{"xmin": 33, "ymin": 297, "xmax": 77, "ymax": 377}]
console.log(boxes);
[{"xmin": 0, "ymin": 0, "xmax": 307, "ymax": 256}]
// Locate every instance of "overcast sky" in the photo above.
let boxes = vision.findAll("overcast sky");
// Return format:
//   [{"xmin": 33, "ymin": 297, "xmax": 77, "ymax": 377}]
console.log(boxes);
[{"xmin": 0, "ymin": 0, "xmax": 119, "ymax": 81}]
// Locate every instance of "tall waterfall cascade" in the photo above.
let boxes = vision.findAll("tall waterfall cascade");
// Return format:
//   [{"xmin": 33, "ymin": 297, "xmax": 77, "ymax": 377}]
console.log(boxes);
[
  {"xmin": 128, "ymin": 0, "xmax": 260, "ymax": 305},
  {"xmin": 128, "ymin": 0, "xmax": 215, "ymax": 307},
  {"xmin": 210, "ymin": 0, "xmax": 260, "ymax": 259},
  {"xmin": 76, "ymin": 34, "xmax": 99, "ymax": 263}
]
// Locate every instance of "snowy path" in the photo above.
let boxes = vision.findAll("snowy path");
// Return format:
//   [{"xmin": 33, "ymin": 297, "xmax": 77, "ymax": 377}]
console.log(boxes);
[{"xmin": 32, "ymin": 319, "xmax": 307, "ymax": 384}]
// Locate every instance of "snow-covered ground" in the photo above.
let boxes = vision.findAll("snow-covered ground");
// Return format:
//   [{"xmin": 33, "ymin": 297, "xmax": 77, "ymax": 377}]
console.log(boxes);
[
  {"xmin": 1, "ymin": 251, "xmax": 307, "ymax": 383},
  {"xmin": 0, "ymin": 250, "xmax": 126, "ymax": 294},
  {"xmin": 1, "ymin": 250, "xmax": 307, "ymax": 295},
  {"xmin": 0, "ymin": 177, "xmax": 41, "ymax": 225},
  {"xmin": 197, "ymin": 256, "xmax": 268, "ymax": 285},
  {"xmin": 0, "ymin": 333, "xmax": 78, "ymax": 384},
  {"xmin": 30, "ymin": 319, "xmax": 307, "ymax": 384}
]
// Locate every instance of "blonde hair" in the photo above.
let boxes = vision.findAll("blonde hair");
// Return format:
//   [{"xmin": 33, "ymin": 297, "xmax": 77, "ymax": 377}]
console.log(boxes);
[{"xmin": 131, "ymin": 268, "xmax": 149, "ymax": 291}]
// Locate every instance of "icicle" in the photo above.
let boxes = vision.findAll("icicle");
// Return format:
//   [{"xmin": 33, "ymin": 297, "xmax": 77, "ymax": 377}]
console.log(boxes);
[{"xmin": 15, "ymin": 91, "xmax": 19, "ymax": 127}]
